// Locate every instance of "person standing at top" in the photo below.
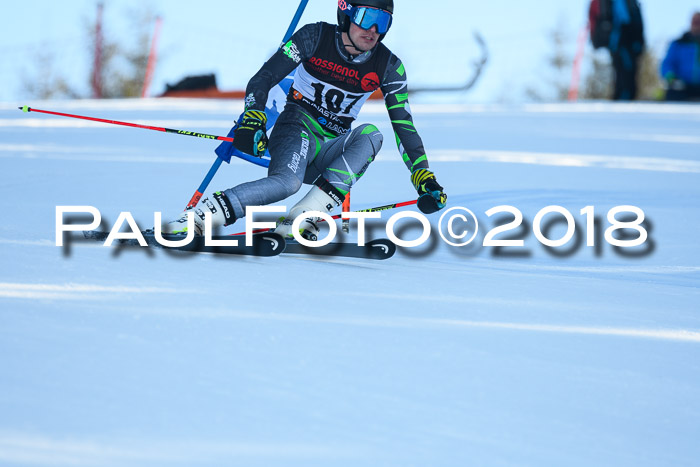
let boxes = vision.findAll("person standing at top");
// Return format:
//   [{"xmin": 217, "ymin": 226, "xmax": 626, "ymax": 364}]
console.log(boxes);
[
  {"xmin": 661, "ymin": 12, "xmax": 700, "ymax": 101},
  {"xmin": 589, "ymin": 0, "xmax": 645, "ymax": 100}
]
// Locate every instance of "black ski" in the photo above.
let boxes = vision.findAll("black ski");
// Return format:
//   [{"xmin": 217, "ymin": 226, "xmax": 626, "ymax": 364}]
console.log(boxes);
[
  {"xmin": 83, "ymin": 230, "xmax": 286, "ymax": 257},
  {"xmin": 282, "ymin": 238, "xmax": 396, "ymax": 260}
]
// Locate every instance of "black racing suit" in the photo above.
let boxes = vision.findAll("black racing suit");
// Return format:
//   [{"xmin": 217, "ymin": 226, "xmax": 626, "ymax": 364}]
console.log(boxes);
[{"xmin": 223, "ymin": 22, "xmax": 430, "ymax": 219}]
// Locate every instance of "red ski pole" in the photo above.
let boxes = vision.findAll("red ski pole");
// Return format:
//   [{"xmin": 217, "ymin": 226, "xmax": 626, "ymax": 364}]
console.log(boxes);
[
  {"xmin": 18, "ymin": 106, "xmax": 234, "ymax": 143},
  {"xmin": 231, "ymin": 199, "xmax": 419, "ymax": 236}
]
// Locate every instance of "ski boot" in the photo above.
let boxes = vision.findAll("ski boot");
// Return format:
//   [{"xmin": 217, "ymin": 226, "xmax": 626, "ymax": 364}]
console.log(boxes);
[
  {"xmin": 161, "ymin": 192, "xmax": 236, "ymax": 235},
  {"xmin": 274, "ymin": 180, "xmax": 344, "ymax": 241}
]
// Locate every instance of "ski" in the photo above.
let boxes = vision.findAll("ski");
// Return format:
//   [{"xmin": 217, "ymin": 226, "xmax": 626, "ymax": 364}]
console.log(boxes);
[
  {"xmin": 282, "ymin": 238, "xmax": 396, "ymax": 260},
  {"xmin": 82, "ymin": 229, "xmax": 395, "ymax": 259},
  {"xmin": 83, "ymin": 230, "xmax": 286, "ymax": 257}
]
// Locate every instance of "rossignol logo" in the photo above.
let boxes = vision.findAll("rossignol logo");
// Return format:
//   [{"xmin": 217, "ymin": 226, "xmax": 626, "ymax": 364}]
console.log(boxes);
[
  {"xmin": 283, "ymin": 40, "xmax": 302, "ymax": 63},
  {"xmin": 361, "ymin": 72, "xmax": 381, "ymax": 92},
  {"xmin": 309, "ymin": 57, "xmax": 360, "ymax": 79}
]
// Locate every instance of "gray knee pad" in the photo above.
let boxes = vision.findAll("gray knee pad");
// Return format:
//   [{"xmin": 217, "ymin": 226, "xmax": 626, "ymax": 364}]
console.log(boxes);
[{"xmin": 353, "ymin": 124, "xmax": 383, "ymax": 154}]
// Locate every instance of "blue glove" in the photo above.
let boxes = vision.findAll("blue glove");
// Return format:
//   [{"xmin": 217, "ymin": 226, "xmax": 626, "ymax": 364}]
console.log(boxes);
[
  {"xmin": 411, "ymin": 168, "xmax": 447, "ymax": 214},
  {"xmin": 233, "ymin": 110, "xmax": 268, "ymax": 157}
]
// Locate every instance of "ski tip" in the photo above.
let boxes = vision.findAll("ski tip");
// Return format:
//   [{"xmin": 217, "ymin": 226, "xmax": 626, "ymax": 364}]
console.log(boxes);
[{"xmin": 19, "ymin": 105, "xmax": 30, "ymax": 113}]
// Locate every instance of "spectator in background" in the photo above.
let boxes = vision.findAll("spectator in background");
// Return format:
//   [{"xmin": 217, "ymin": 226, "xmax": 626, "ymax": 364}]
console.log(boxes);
[
  {"xmin": 589, "ymin": 0, "xmax": 645, "ymax": 100},
  {"xmin": 609, "ymin": 0, "xmax": 645, "ymax": 100},
  {"xmin": 660, "ymin": 12, "xmax": 700, "ymax": 102}
]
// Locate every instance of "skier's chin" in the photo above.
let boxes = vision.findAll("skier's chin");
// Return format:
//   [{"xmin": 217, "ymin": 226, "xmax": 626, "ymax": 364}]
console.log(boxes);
[{"xmin": 356, "ymin": 39, "xmax": 377, "ymax": 51}]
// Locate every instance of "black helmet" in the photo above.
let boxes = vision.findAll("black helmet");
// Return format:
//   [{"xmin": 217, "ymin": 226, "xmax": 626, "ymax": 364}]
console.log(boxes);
[{"xmin": 337, "ymin": 0, "xmax": 394, "ymax": 41}]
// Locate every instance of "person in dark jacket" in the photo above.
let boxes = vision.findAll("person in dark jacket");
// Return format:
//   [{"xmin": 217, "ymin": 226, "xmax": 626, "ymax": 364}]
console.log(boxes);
[
  {"xmin": 608, "ymin": 0, "xmax": 645, "ymax": 100},
  {"xmin": 660, "ymin": 12, "xmax": 700, "ymax": 101}
]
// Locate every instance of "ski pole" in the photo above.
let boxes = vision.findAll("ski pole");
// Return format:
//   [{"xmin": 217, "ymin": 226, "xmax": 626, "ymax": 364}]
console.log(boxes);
[
  {"xmin": 18, "ymin": 106, "xmax": 235, "ymax": 143},
  {"xmin": 329, "ymin": 199, "xmax": 417, "ymax": 220},
  {"xmin": 342, "ymin": 192, "xmax": 351, "ymax": 233},
  {"xmin": 17, "ymin": 105, "xmax": 267, "ymax": 209},
  {"xmin": 230, "ymin": 199, "xmax": 418, "ymax": 236},
  {"xmin": 18, "ymin": 105, "xmax": 246, "ymax": 209},
  {"xmin": 185, "ymin": 0, "xmax": 309, "ymax": 209},
  {"xmin": 17, "ymin": 104, "xmax": 266, "ymax": 168}
]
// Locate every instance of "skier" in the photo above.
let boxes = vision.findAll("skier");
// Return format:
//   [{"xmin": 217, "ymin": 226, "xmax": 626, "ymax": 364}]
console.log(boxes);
[{"xmin": 164, "ymin": 0, "xmax": 447, "ymax": 238}]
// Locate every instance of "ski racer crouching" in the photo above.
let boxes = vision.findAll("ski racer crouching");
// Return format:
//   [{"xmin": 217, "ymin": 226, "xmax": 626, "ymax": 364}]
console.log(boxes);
[{"xmin": 164, "ymin": 0, "xmax": 447, "ymax": 238}]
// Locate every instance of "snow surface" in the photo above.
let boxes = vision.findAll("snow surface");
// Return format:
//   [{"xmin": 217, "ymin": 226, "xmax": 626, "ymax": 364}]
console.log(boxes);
[{"xmin": 1, "ymin": 98, "xmax": 699, "ymax": 466}]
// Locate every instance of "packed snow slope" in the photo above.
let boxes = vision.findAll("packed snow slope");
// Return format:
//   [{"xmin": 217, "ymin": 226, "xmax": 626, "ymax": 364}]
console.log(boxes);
[{"xmin": 1, "ymin": 99, "xmax": 699, "ymax": 466}]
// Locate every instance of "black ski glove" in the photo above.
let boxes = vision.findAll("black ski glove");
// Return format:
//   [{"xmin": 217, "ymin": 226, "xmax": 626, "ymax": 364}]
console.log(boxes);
[
  {"xmin": 233, "ymin": 110, "xmax": 268, "ymax": 157},
  {"xmin": 411, "ymin": 168, "xmax": 447, "ymax": 214}
]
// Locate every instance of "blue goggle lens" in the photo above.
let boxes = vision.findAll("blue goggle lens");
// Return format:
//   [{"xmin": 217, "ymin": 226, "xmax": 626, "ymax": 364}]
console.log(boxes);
[{"xmin": 347, "ymin": 6, "xmax": 392, "ymax": 34}]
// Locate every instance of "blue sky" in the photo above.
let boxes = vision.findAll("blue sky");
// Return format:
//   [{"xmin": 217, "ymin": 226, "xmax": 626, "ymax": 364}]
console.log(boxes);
[{"xmin": 1, "ymin": 0, "xmax": 698, "ymax": 103}]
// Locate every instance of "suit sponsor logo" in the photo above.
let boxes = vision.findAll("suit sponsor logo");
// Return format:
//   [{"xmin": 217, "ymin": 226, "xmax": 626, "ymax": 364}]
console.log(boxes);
[
  {"xmin": 308, "ymin": 57, "xmax": 360, "ymax": 79},
  {"xmin": 288, "ymin": 131, "xmax": 310, "ymax": 173},
  {"xmin": 361, "ymin": 72, "xmax": 381, "ymax": 92},
  {"xmin": 283, "ymin": 40, "xmax": 302, "ymax": 63},
  {"xmin": 245, "ymin": 93, "xmax": 256, "ymax": 108}
]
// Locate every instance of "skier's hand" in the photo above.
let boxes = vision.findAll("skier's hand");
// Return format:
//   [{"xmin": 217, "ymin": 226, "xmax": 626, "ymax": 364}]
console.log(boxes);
[
  {"xmin": 233, "ymin": 110, "xmax": 268, "ymax": 157},
  {"xmin": 411, "ymin": 168, "xmax": 447, "ymax": 214},
  {"xmin": 664, "ymin": 72, "xmax": 686, "ymax": 90}
]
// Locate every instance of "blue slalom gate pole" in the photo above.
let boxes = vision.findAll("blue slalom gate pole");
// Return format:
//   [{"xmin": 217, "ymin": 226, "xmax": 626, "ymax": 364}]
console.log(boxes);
[
  {"xmin": 281, "ymin": 0, "xmax": 309, "ymax": 47},
  {"xmin": 185, "ymin": 0, "xmax": 308, "ymax": 209}
]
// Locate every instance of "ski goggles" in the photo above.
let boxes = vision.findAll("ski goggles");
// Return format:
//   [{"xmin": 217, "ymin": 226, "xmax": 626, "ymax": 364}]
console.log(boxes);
[{"xmin": 339, "ymin": 2, "xmax": 393, "ymax": 34}]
